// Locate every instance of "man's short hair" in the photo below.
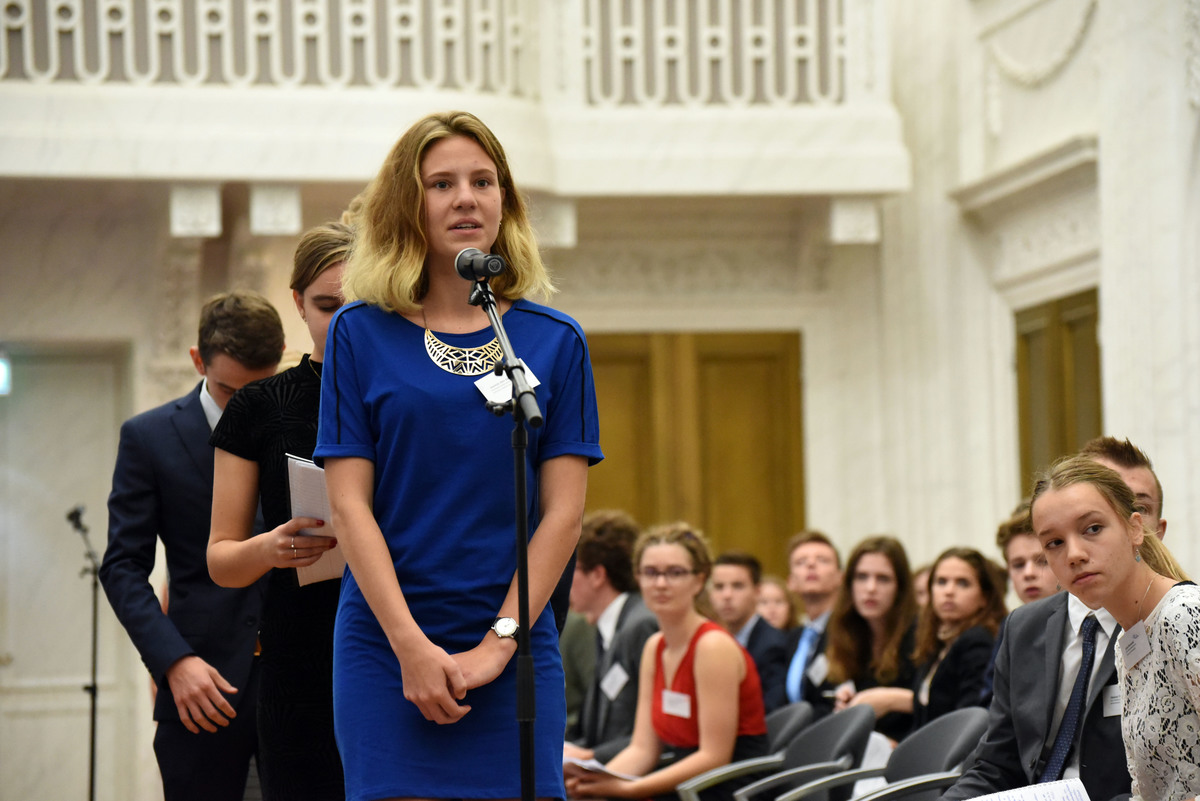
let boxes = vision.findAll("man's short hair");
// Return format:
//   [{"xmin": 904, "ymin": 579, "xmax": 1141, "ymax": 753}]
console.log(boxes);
[
  {"xmin": 714, "ymin": 551, "xmax": 763, "ymax": 585},
  {"xmin": 995, "ymin": 499, "xmax": 1033, "ymax": 556},
  {"xmin": 576, "ymin": 510, "xmax": 641, "ymax": 594},
  {"xmin": 197, "ymin": 290, "xmax": 285, "ymax": 369},
  {"xmin": 785, "ymin": 529, "xmax": 841, "ymax": 569},
  {"xmin": 1079, "ymin": 435, "xmax": 1163, "ymax": 517}
]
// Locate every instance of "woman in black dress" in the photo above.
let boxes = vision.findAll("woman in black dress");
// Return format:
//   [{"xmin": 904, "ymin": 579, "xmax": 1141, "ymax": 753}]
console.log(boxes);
[
  {"xmin": 207, "ymin": 221, "xmax": 351, "ymax": 799},
  {"xmin": 908, "ymin": 547, "xmax": 1006, "ymax": 732}
]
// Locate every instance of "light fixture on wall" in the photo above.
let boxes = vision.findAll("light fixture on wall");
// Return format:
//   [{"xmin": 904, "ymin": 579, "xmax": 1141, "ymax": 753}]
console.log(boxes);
[{"xmin": 0, "ymin": 348, "xmax": 10, "ymax": 396}]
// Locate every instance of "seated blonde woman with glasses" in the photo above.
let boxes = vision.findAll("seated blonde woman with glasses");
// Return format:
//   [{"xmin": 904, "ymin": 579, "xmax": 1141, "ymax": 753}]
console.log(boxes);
[{"xmin": 566, "ymin": 523, "xmax": 768, "ymax": 801}]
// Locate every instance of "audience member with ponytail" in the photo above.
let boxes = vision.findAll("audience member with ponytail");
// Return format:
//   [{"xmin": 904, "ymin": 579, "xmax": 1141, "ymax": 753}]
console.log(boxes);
[{"xmin": 1032, "ymin": 455, "xmax": 1197, "ymax": 801}]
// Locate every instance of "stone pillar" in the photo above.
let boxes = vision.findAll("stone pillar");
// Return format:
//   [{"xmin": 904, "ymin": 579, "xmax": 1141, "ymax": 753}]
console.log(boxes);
[{"xmin": 1096, "ymin": 0, "xmax": 1200, "ymax": 569}]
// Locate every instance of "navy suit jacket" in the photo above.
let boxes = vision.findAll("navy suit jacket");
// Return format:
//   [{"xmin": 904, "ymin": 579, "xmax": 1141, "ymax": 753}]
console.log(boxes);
[
  {"xmin": 99, "ymin": 383, "xmax": 266, "ymax": 722},
  {"xmin": 745, "ymin": 616, "xmax": 789, "ymax": 713},
  {"xmin": 941, "ymin": 593, "xmax": 1130, "ymax": 801}
]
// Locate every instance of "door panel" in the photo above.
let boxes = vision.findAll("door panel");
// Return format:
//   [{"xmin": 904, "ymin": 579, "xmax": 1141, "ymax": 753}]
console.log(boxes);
[
  {"xmin": 0, "ymin": 348, "xmax": 139, "ymax": 801},
  {"xmin": 587, "ymin": 332, "xmax": 804, "ymax": 577}
]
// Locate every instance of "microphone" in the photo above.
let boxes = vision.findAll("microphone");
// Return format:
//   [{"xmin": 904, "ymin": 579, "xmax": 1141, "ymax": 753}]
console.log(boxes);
[
  {"xmin": 67, "ymin": 505, "xmax": 86, "ymax": 532},
  {"xmin": 455, "ymin": 248, "xmax": 506, "ymax": 281}
]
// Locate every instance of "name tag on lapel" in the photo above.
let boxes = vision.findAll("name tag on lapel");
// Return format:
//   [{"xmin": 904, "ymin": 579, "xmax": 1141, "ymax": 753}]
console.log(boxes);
[
  {"xmin": 1102, "ymin": 684, "xmax": 1122, "ymax": 717},
  {"xmin": 600, "ymin": 663, "xmax": 629, "ymax": 701},
  {"xmin": 806, "ymin": 654, "xmax": 829, "ymax": 686}
]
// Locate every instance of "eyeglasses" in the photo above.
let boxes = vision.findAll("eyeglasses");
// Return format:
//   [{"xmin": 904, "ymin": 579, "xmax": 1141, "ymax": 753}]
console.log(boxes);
[{"xmin": 637, "ymin": 567, "xmax": 697, "ymax": 583}]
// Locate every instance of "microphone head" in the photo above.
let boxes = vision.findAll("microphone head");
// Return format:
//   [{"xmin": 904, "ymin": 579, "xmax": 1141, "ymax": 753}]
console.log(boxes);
[
  {"xmin": 455, "ymin": 248, "xmax": 507, "ymax": 280},
  {"xmin": 455, "ymin": 248, "xmax": 485, "ymax": 281}
]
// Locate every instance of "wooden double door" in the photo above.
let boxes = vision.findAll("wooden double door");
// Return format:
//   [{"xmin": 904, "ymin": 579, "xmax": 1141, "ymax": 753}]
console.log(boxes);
[{"xmin": 584, "ymin": 332, "xmax": 805, "ymax": 577}]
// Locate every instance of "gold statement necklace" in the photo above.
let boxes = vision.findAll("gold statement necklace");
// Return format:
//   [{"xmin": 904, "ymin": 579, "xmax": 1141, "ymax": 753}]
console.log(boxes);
[{"xmin": 422, "ymin": 310, "xmax": 502, "ymax": 376}]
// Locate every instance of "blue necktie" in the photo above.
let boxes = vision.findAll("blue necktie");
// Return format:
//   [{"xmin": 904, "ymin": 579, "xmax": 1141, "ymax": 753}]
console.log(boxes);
[
  {"xmin": 785, "ymin": 626, "xmax": 819, "ymax": 703},
  {"xmin": 1041, "ymin": 615, "xmax": 1099, "ymax": 782}
]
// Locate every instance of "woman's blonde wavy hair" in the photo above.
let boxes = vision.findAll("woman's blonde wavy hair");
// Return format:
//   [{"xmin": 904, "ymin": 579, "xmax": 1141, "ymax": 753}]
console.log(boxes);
[{"xmin": 342, "ymin": 110, "xmax": 554, "ymax": 314}]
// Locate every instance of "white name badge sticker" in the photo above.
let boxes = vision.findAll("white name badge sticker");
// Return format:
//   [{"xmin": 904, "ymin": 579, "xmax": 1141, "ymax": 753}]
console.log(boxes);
[
  {"xmin": 806, "ymin": 653, "xmax": 829, "ymax": 687},
  {"xmin": 474, "ymin": 362, "xmax": 541, "ymax": 405},
  {"xmin": 1119, "ymin": 620, "xmax": 1152, "ymax": 670},
  {"xmin": 1102, "ymin": 684, "xmax": 1122, "ymax": 717},
  {"xmin": 662, "ymin": 689, "xmax": 692, "ymax": 719},
  {"xmin": 600, "ymin": 663, "xmax": 630, "ymax": 702}
]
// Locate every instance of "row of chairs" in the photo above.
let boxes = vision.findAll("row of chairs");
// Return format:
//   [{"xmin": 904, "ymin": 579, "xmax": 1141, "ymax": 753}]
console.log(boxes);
[{"xmin": 676, "ymin": 703, "xmax": 989, "ymax": 801}]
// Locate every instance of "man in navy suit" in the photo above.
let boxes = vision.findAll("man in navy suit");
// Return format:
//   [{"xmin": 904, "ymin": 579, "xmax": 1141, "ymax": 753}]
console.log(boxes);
[
  {"xmin": 100, "ymin": 291, "xmax": 284, "ymax": 801},
  {"xmin": 712, "ymin": 551, "xmax": 789, "ymax": 712},
  {"xmin": 782, "ymin": 531, "xmax": 842, "ymax": 705}
]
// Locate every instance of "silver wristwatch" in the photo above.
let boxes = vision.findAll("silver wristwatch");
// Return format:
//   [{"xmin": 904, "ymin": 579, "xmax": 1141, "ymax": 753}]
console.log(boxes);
[{"xmin": 491, "ymin": 616, "xmax": 519, "ymax": 639}]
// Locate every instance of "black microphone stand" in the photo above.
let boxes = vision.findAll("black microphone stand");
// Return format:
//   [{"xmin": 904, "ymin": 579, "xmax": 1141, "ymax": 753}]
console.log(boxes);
[
  {"xmin": 467, "ymin": 276, "xmax": 542, "ymax": 801},
  {"xmin": 67, "ymin": 505, "xmax": 100, "ymax": 801}
]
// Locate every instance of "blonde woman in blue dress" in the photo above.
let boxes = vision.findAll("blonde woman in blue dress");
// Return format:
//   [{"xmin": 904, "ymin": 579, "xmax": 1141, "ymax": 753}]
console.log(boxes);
[{"xmin": 315, "ymin": 110, "xmax": 603, "ymax": 801}]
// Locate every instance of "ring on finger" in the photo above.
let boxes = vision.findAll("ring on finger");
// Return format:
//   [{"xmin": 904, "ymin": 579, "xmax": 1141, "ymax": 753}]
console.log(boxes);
[{"xmin": 290, "ymin": 536, "xmax": 295, "ymax": 551}]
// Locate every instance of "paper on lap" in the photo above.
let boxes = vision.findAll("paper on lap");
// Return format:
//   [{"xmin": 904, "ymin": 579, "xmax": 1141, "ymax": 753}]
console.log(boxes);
[
  {"xmin": 966, "ymin": 778, "xmax": 1091, "ymax": 801},
  {"xmin": 562, "ymin": 755, "xmax": 638, "ymax": 781}
]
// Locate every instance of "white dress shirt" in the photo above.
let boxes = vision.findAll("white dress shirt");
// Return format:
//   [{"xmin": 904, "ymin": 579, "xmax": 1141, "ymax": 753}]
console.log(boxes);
[{"xmin": 1049, "ymin": 593, "xmax": 1118, "ymax": 779}]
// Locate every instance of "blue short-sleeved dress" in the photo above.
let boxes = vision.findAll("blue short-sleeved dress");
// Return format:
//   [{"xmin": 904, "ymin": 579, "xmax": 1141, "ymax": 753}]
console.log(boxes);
[{"xmin": 314, "ymin": 298, "xmax": 603, "ymax": 801}]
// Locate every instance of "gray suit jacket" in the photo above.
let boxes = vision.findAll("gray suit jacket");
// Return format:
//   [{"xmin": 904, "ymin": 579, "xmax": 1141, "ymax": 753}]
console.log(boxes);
[
  {"xmin": 578, "ymin": 593, "xmax": 658, "ymax": 762},
  {"xmin": 941, "ymin": 593, "xmax": 1131, "ymax": 801}
]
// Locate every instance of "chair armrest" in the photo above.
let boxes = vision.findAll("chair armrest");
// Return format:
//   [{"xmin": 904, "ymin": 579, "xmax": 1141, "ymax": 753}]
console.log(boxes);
[
  {"xmin": 774, "ymin": 766, "xmax": 887, "ymax": 801},
  {"xmin": 732, "ymin": 756, "xmax": 853, "ymax": 801},
  {"xmin": 676, "ymin": 755, "xmax": 786, "ymax": 801},
  {"xmin": 849, "ymin": 770, "xmax": 962, "ymax": 801}
]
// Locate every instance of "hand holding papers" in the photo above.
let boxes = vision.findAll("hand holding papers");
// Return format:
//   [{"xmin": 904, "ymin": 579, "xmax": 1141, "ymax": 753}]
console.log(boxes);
[
  {"xmin": 286, "ymin": 454, "xmax": 347, "ymax": 586},
  {"xmin": 562, "ymin": 756, "xmax": 638, "ymax": 782}
]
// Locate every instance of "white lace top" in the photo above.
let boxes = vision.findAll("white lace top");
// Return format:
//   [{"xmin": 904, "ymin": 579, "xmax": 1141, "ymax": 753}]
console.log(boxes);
[{"xmin": 1120, "ymin": 582, "xmax": 1200, "ymax": 801}]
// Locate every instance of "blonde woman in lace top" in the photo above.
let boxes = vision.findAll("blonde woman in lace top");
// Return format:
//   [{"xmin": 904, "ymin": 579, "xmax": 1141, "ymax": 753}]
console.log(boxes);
[{"xmin": 1031, "ymin": 455, "xmax": 1199, "ymax": 801}]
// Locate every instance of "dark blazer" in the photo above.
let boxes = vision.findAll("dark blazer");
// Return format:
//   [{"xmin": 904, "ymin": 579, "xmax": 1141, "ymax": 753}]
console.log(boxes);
[
  {"xmin": 941, "ymin": 593, "xmax": 1130, "ymax": 801},
  {"xmin": 99, "ymin": 383, "xmax": 266, "ymax": 722},
  {"xmin": 745, "ymin": 616, "xmax": 789, "ymax": 713},
  {"xmin": 911, "ymin": 625, "xmax": 993, "ymax": 732},
  {"xmin": 578, "ymin": 592, "xmax": 659, "ymax": 762}
]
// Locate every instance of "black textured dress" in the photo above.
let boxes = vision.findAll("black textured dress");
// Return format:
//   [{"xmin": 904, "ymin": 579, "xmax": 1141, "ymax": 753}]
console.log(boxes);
[{"xmin": 211, "ymin": 355, "xmax": 344, "ymax": 800}]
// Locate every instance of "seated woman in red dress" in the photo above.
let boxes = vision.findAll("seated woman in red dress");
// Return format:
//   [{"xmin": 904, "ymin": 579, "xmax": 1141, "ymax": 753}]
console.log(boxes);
[{"xmin": 566, "ymin": 522, "xmax": 767, "ymax": 801}]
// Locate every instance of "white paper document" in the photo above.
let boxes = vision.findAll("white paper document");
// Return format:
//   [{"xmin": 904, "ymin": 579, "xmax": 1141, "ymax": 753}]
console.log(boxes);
[
  {"xmin": 967, "ymin": 778, "xmax": 1091, "ymax": 801},
  {"xmin": 286, "ymin": 453, "xmax": 347, "ymax": 586},
  {"xmin": 561, "ymin": 756, "xmax": 638, "ymax": 781}
]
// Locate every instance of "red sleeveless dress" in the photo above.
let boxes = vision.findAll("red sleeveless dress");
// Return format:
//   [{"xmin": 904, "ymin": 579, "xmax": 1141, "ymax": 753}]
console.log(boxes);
[{"xmin": 651, "ymin": 620, "xmax": 768, "ymax": 749}]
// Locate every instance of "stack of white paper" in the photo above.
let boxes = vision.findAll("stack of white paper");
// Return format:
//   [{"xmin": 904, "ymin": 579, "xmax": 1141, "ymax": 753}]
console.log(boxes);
[{"xmin": 286, "ymin": 454, "xmax": 347, "ymax": 586}]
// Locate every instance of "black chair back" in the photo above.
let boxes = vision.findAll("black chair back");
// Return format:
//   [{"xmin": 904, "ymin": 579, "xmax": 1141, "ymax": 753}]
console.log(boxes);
[
  {"xmin": 781, "ymin": 705, "xmax": 875, "ymax": 801},
  {"xmin": 881, "ymin": 707, "xmax": 990, "ymax": 801},
  {"xmin": 765, "ymin": 702, "xmax": 814, "ymax": 752}
]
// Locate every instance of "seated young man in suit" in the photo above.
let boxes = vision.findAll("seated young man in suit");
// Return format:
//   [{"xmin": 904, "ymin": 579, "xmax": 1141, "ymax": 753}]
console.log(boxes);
[
  {"xmin": 712, "ymin": 551, "xmax": 789, "ymax": 712},
  {"xmin": 782, "ymin": 531, "xmax": 842, "ymax": 705},
  {"xmin": 942, "ymin": 436, "xmax": 1166, "ymax": 801},
  {"xmin": 564, "ymin": 510, "xmax": 659, "ymax": 763},
  {"xmin": 100, "ymin": 291, "xmax": 284, "ymax": 801}
]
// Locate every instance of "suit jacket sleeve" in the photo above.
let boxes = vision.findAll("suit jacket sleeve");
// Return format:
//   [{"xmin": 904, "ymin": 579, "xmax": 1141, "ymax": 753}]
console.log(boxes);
[
  {"xmin": 99, "ymin": 415, "xmax": 195, "ymax": 683},
  {"xmin": 940, "ymin": 617, "xmax": 1033, "ymax": 800}
]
